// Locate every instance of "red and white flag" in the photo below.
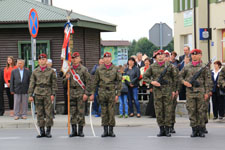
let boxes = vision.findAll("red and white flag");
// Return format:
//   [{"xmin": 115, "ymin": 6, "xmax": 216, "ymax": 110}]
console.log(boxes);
[{"xmin": 61, "ymin": 22, "xmax": 74, "ymax": 75}]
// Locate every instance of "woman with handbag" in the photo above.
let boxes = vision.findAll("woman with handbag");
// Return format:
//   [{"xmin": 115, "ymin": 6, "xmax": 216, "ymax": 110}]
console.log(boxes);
[{"xmin": 118, "ymin": 65, "xmax": 130, "ymax": 118}]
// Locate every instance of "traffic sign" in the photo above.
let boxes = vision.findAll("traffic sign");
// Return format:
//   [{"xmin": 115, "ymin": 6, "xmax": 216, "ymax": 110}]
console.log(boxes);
[
  {"xmin": 149, "ymin": 22, "xmax": 173, "ymax": 49},
  {"xmin": 28, "ymin": 8, "xmax": 39, "ymax": 38}
]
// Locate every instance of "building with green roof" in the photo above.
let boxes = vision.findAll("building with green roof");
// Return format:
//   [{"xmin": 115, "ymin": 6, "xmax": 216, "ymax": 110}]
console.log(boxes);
[{"xmin": 0, "ymin": 0, "xmax": 116, "ymax": 111}]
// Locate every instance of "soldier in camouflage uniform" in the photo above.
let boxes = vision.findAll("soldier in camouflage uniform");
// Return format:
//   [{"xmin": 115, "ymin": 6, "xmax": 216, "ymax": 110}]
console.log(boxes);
[
  {"xmin": 164, "ymin": 51, "xmax": 179, "ymax": 133},
  {"xmin": 143, "ymin": 50, "xmax": 178, "ymax": 137},
  {"xmin": 179, "ymin": 49, "xmax": 212, "ymax": 138},
  {"xmin": 64, "ymin": 52, "xmax": 92, "ymax": 137},
  {"xmin": 90, "ymin": 52, "xmax": 122, "ymax": 137},
  {"xmin": 28, "ymin": 54, "xmax": 57, "ymax": 138}
]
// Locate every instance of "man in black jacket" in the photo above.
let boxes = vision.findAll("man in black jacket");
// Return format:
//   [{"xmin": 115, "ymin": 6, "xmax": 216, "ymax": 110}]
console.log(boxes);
[
  {"xmin": 10, "ymin": 59, "xmax": 31, "ymax": 120},
  {"xmin": 0, "ymin": 69, "xmax": 4, "ymax": 116}
]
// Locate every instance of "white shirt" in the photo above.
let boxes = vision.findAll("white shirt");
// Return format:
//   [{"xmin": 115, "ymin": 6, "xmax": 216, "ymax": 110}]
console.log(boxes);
[{"xmin": 212, "ymin": 68, "xmax": 222, "ymax": 81}]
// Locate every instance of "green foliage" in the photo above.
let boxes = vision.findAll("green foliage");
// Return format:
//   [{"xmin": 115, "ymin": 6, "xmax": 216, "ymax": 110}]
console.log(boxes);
[{"xmin": 128, "ymin": 37, "xmax": 174, "ymax": 58}]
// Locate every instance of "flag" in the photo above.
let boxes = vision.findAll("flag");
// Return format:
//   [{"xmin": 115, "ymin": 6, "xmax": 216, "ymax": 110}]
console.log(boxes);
[{"xmin": 61, "ymin": 22, "xmax": 74, "ymax": 75}]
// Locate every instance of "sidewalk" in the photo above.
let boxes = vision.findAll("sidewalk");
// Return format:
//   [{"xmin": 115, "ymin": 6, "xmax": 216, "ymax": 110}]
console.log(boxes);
[{"xmin": 1, "ymin": 111, "xmax": 225, "ymax": 129}]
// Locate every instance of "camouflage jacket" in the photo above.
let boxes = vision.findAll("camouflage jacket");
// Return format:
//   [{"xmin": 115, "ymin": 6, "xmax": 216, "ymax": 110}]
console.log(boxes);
[
  {"xmin": 92, "ymin": 64, "xmax": 122, "ymax": 96},
  {"xmin": 28, "ymin": 67, "xmax": 58, "ymax": 97},
  {"xmin": 143, "ymin": 62, "xmax": 179, "ymax": 97},
  {"xmin": 218, "ymin": 67, "xmax": 225, "ymax": 90},
  {"xmin": 64, "ymin": 64, "xmax": 92, "ymax": 98},
  {"xmin": 179, "ymin": 63, "xmax": 212, "ymax": 95}
]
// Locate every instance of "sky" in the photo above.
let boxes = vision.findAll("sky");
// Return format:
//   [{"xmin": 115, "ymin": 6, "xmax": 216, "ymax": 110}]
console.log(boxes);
[{"xmin": 53, "ymin": 0, "xmax": 174, "ymax": 41}]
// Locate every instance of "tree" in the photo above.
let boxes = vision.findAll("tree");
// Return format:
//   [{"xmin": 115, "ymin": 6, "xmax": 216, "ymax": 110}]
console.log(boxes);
[{"xmin": 128, "ymin": 37, "xmax": 174, "ymax": 58}]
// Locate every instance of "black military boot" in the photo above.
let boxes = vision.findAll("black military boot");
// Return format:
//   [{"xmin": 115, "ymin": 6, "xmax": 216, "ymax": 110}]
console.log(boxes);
[
  {"xmin": 198, "ymin": 127, "xmax": 205, "ymax": 138},
  {"xmin": 157, "ymin": 126, "xmax": 165, "ymax": 137},
  {"xmin": 37, "ymin": 127, "xmax": 45, "ymax": 138},
  {"xmin": 69, "ymin": 124, "xmax": 77, "ymax": 137},
  {"xmin": 45, "ymin": 127, "xmax": 52, "ymax": 138},
  {"xmin": 101, "ymin": 126, "xmax": 108, "ymax": 137},
  {"xmin": 78, "ymin": 125, "xmax": 84, "ymax": 137},
  {"xmin": 108, "ymin": 126, "xmax": 116, "ymax": 137},
  {"xmin": 190, "ymin": 127, "xmax": 198, "ymax": 137},
  {"xmin": 165, "ymin": 126, "xmax": 171, "ymax": 137},
  {"xmin": 170, "ymin": 124, "xmax": 176, "ymax": 133},
  {"xmin": 203, "ymin": 126, "xmax": 208, "ymax": 134}
]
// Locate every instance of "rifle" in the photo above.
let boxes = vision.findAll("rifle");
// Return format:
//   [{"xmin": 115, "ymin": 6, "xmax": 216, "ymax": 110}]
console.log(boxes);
[
  {"xmin": 157, "ymin": 64, "xmax": 169, "ymax": 86},
  {"xmin": 188, "ymin": 56, "xmax": 216, "ymax": 91}
]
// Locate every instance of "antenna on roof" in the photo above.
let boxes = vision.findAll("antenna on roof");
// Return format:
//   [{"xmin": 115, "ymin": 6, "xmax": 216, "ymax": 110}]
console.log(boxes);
[{"xmin": 66, "ymin": 10, "xmax": 73, "ymax": 22}]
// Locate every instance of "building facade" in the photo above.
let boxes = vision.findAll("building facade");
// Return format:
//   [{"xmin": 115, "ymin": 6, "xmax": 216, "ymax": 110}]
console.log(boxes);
[
  {"xmin": 0, "ymin": 0, "xmax": 116, "ymax": 111},
  {"xmin": 101, "ymin": 41, "xmax": 130, "ymax": 66},
  {"xmin": 174, "ymin": 0, "xmax": 225, "ymax": 62}
]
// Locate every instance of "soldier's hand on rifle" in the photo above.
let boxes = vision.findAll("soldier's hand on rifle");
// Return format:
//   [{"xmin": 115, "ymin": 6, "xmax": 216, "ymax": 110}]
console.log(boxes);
[
  {"xmin": 90, "ymin": 94, "xmax": 94, "ymax": 101},
  {"xmin": 29, "ymin": 96, "xmax": 34, "ymax": 102},
  {"xmin": 151, "ymin": 81, "xmax": 161, "ymax": 87},
  {"xmin": 204, "ymin": 94, "xmax": 209, "ymax": 101},
  {"xmin": 183, "ymin": 81, "xmax": 192, "ymax": 87},
  {"xmin": 66, "ymin": 73, "xmax": 70, "ymax": 79},
  {"xmin": 115, "ymin": 96, "xmax": 119, "ymax": 103},
  {"xmin": 83, "ymin": 94, "xmax": 88, "ymax": 101},
  {"xmin": 51, "ymin": 95, "xmax": 54, "ymax": 102}
]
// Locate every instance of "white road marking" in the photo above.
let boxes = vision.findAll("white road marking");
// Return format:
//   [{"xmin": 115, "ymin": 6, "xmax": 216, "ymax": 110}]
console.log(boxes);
[
  {"xmin": 0, "ymin": 137, "xmax": 21, "ymax": 140},
  {"xmin": 147, "ymin": 135, "xmax": 190, "ymax": 138},
  {"xmin": 58, "ymin": 136, "xmax": 99, "ymax": 139}
]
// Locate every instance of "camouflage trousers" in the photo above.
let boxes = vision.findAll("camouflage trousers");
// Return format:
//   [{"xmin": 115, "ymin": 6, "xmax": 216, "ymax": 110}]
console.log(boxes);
[
  {"xmin": 203, "ymin": 99, "xmax": 210, "ymax": 124},
  {"xmin": 35, "ymin": 95, "xmax": 53, "ymax": 127},
  {"xmin": 154, "ymin": 94, "xmax": 173, "ymax": 127},
  {"xmin": 70, "ymin": 95, "xmax": 85, "ymax": 126},
  {"xmin": 186, "ymin": 94, "xmax": 205, "ymax": 127},
  {"xmin": 171, "ymin": 96, "xmax": 177, "ymax": 125},
  {"xmin": 98, "ymin": 90, "xmax": 116, "ymax": 127}
]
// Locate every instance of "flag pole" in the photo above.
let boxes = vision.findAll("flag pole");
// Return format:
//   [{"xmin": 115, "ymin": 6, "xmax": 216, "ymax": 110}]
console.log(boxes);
[{"xmin": 67, "ymin": 77, "xmax": 70, "ymax": 136}]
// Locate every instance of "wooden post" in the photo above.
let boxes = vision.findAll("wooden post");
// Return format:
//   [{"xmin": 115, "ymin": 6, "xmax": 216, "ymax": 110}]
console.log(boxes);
[{"xmin": 67, "ymin": 78, "xmax": 70, "ymax": 135}]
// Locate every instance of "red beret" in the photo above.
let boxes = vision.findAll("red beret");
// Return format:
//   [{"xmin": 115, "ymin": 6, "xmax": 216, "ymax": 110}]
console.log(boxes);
[
  {"xmin": 153, "ymin": 50, "xmax": 164, "ymax": 58},
  {"xmin": 72, "ymin": 52, "xmax": 80, "ymax": 58},
  {"xmin": 190, "ymin": 49, "xmax": 202, "ymax": 55},
  {"xmin": 38, "ymin": 53, "xmax": 47, "ymax": 59},
  {"xmin": 104, "ymin": 52, "xmax": 111, "ymax": 57}
]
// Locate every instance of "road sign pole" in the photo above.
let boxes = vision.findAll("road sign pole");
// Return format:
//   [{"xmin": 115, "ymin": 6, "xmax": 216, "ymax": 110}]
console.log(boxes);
[
  {"xmin": 159, "ymin": 22, "xmax": 163, "ymax": 50},
  {"xmin": 31, "ymin": 37, "xmax": 36, "ymax": 71}
]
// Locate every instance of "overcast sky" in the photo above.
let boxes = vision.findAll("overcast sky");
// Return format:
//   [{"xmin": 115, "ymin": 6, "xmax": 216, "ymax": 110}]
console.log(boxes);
[{"xmin": 53, "ymin": 0, "xmax": 174, "ymax": 41}]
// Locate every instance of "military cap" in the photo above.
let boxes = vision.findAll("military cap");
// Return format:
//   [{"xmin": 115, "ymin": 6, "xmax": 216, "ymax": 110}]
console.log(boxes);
[
  {"xmin": 153, "ymin": 50, "xmax": 164, "ymax": 58},
  {"xmin": 72, "ymin": 52, "xmax": 80, "ymax": 58},
  {"xmin": 190, "ymin": 49, "xmax": 202, "ymax": 55},
  {"xmin": 104, "ymin": 52, "xmax": 111, "ymax": 57},
  {"xmin": 38, "ymin": 53, "xmax": 47, "ymax": 59},
  {"xmin": 164, "ymin": 50, "xmax": 171, "ymax": 57}
]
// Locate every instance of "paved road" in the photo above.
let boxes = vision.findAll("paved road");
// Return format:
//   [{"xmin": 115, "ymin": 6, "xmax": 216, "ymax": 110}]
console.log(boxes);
[{"xmin": 1, "ymin": 126, "xmax": 225, "ymax": 150}]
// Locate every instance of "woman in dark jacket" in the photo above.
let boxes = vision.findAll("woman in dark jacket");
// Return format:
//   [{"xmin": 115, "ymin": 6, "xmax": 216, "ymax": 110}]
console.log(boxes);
[
  {"xmin": 124, "ymin": 57, "xmax": 141, "ymax": 118},
  {"xmin": 211, "ymin": 61, "xmax": 224, "ymax": 120}
]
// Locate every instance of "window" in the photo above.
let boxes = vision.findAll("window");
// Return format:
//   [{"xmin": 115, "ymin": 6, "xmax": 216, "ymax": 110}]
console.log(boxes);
[
  {"xmin": 180, "ymin": 0, "xmax": 183, "ymax": 11},
  {"xmin": 18, "ymin": 40, "xmax": 51, "ymax": 70},
  {"xmin": 185, "ymin": 0, "xmax": 188, "ymax": 10},
  {"xmin": 190, "ymin": 0, "xmax": 193, "ymax": 9}
]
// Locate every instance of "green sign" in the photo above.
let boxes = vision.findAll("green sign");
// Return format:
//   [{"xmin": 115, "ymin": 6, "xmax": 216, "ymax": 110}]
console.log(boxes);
[{"xmin": 184, "ymin": 10, "xmax": 193, "ymax": 27}]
